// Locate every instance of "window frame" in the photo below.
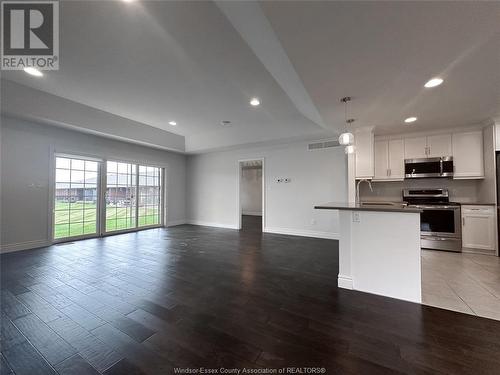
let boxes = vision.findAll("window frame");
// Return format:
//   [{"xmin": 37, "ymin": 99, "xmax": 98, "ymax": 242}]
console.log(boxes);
[
  {"xmin": 51, "ymin": 153, "xmax": 103, "ymax": 243},
  {"xmin": 49, "ymin": 149, "xmax": 167, "ymax": 244}
]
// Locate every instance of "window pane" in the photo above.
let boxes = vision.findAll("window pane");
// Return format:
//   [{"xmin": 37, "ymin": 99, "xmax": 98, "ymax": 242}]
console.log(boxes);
[
  {"xmin": 117, "ymin": 162, "xmax": 129, "ymax": 174},
  {"xmin": 54, "ymin": 224, "xmax": 69, "ymax": 239},
  {"xmin": 107, "ymin": 161, "xmax": 117, "ymax": 173},
  {"xmin": 84, "ymin": 209, "xmax": 97, "ymax": 223},
  {"xmin": 117, "ymin": 218, "xmax": 133, "ymax": 230},
  {"xmin": 69, "ymin": 224, "xmax": 84, "ymax": 237},
  {"xmin": 83, "ymin": 222, "xmax": 97, "ymax": 235},
  {"xmin": 56, "ymin": 169, "xmax": 71, "ymax": 182},
  {"xmin": 56, "ymin": 182, "xmax": 70, "ymax": 191},
  {"xmin": 71, "ymin": 159, "xmax": 85, "ymax": 170},
  {"xmin": 56, "ymin": 157, "xmax": 71, "ymax": 169},
  {"xmin": 71, "ymin": 170, "xmax": 85, "ymax": 183},
  {"xmin": 84, "ymin": 188, "xmax": 97, "ymax": 202},
  {"xmin": 105, "ymin": 161, "xmax": 137, "ymax": 233},
  {"xmin": 54, "ymin": 156, "xmax": 99, "ymax": 240},
  {"xmin": 106, "ymin": 220, "xmax": 117, "ymax": 231},
  {"xmin": 138, "ymin": 165, "xmax": 161, "ymax": 228},
  {"xmin": 85, "ymin": 161, "xmax": 98, "ymax": 171},
  {"xmin": 54, "ymin": 210, "xmax": 70, "ymax": 224},
  {"xmin": 84, "ymin": 171, "xmax": 98, "ymax": 184},
  {"xmin": 71, "ymin": 210, "xmax": 84, "ymax": 223},
  {"xmin": 55, "ymin": 199, "xmax": 70, "ymax": 210}
]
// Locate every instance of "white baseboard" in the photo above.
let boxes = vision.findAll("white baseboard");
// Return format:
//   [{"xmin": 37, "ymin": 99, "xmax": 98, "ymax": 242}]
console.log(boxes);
[
  {"xmin": 1, "ymin": 239, "xmax": 51, "ymax": 254},
  {"xmin": 337, "ymin": 275, "xmax": 353, "ymax": 289},
  {"xmin": 264, "ymin": 226, "xmax": 339, "ymax": 240},
  {"xmin": 166, "ymin": 219, "xmax": 187, "ymax": 227},
  {"xmin": 187, "ymin": 220, "xmax": 239, "ymax": 230},
  {"xmin": 242, "ymin": 211, "xmax": 262, "ymax": 216}
]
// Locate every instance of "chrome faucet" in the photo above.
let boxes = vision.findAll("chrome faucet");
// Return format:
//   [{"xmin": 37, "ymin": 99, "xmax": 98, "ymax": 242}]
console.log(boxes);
[{"xmin": 356, "ymin": 179, "xmax": 373, "ymax": 204}]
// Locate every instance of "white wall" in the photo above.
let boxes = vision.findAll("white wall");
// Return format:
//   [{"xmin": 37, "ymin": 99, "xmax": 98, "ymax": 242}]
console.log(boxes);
[
  {"xmin": 186, "ymin": 141, "xmax": 347, "ymax": 238},
  {"xmin": 0, "ymin": 116, "xmax": 186, "ymax": 252},
  {"xmin": 2, "ymin": 80, "xmax": 185, "ymax": 152},
  {"xmin": 241, "ymin": 167, "xmax": 262, "ymax": 215}
]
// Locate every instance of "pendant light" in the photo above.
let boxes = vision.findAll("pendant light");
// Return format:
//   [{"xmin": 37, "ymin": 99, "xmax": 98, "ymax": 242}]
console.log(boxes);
[{"xmin": 338, "ymin": 96, "xmax": 355, "ymax": 153}]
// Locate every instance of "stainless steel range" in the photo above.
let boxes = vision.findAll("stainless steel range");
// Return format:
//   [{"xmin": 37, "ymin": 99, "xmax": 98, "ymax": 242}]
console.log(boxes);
[{"xmin": 403, "ymin": 188, "xmax": 462, "ymax": 252}]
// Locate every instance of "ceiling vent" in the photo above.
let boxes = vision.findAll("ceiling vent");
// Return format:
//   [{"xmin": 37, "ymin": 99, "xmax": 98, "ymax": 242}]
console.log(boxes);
[{"xmin": 308, "ymin": 139, "xmax": 340, "ymax": 151}]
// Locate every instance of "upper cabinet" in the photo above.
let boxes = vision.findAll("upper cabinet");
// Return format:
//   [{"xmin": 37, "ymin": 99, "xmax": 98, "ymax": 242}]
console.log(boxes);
[
  {"xmin": 404, "ymin": 134, "xmax": 452, "ymax": 159},
  {"xmin": 427, "ymin": 134, "xmax": 452, "ymax": 157},
  {"xmin": 404, "ymin": 136, "xmax": 427, "ymax": 159},
  {"xmin": 452, "ymin": 131, "xmax": 484, "ymax": 179},
  {"xmin": 355, "ymin": 128, "xmax": 374, "ymax": 179},
  {"xmin": 374, "ymin": 139, "xmax": 404, "ymax": 181},
  {"xmin": 374, "ymin": 140, "xmax": 389, "ymax": 180},
  {"xmin": 360, "ymin": 128, "xmax": 484, "ymax": 181}
]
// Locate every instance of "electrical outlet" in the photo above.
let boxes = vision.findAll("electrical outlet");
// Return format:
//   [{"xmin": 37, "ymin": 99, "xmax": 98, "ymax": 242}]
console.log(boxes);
[
  {"xmin": 311, "ymin": 219, "xmax": 316, "ymax": 225},
  {"xmin": 352, "ymin": 212, "xmax": 360, "ymax": 223}
]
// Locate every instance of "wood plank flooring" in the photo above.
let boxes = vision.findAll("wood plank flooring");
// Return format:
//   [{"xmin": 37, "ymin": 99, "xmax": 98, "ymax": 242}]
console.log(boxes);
[{"xmin": 2, "ymin": 216, "xmax": 500, "ymax": 374}]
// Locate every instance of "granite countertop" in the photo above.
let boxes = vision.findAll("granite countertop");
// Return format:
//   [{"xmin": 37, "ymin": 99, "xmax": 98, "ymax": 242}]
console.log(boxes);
[{"xmin": 314, "ymin": 202, "xmax": 423, "ymax": 213}]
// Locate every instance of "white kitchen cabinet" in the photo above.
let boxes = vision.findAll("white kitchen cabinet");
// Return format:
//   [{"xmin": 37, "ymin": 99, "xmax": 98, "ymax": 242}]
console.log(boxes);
[
  {"xmin": 404, "ymin": 134, "xmax": 452, "ymax": 159},
  {"xmin": 374, "ymin": 140, "xmax": 389, "ymax": 180},
  {"xmin": 404, "ymin": 136, "xmax": 427, "ymax": 159},
  {"xmin": 452, "ymin": 131, "xmax": 484, "ymax": 179},
  {"xmin": 427, "ymin": 134, "xmax": 452, "ymax": 157},
  {"xmin": 355, "ymin": 128, "xmax": 374, "ymax": 179},
  {"xmin": 373, "ymin": 139, "xmax": 404, "ymax": 181},
  {"xmin": 388, "ymin": 139, "xmax": 405, "ymax": 179},
  {"xmin": 462, "ymin": 205, "xmax": 496, "ymax": 251}
]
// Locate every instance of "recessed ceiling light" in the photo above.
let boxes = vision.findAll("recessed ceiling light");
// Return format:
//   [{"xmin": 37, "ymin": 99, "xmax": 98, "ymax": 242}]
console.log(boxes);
[
  {"xmin": 250, "ymin": 98, "xmax": 260, "ymax": 106},
  {"xmin": 24, "ymin": 67, "xmax": 43, "ymax": 77},
  {"xmin": 424, "ymin": 77, "xmax": 443, "ymax": 88},
  {"xmin": 168, "ymin": 121, "xmax": 177, "ymax": 126},
  {"xmin": 404, "ymin": 117, "xmax": 418, "ymax": 123}
]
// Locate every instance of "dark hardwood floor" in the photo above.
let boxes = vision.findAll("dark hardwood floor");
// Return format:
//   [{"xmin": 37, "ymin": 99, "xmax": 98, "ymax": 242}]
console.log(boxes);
[{"xmin": 2, "ymin": 221, "xmax": 500, "ymax": 374}]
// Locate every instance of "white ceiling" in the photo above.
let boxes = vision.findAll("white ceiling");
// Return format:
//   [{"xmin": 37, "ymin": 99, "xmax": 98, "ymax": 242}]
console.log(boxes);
[
  {"xmin": 2, "ymin": 1, "xmax": 499, "ymax": 152},
  {"xmin": 260, "ymin": 1, "xmax": 500, "ymax": 134}
]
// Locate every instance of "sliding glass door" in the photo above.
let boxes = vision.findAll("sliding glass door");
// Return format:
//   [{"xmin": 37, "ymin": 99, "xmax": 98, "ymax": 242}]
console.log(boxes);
[
  {"xmin": 54, "ymin": 156, "xmax": 99, "ymax": 240},
  {"xmin": 105, "ymin": 161, "xmax": 163, "ymax": 233},
  {"xmin": 105, "ymin": 161, "xmax": 137, "ymax": 232},
  {"xmin": 138, "ymin": 166, "xmax": 161, "ymax": 227},
  {"xmin": 53, "ymin": 155, "xmax": 164, "ymax": 241}
]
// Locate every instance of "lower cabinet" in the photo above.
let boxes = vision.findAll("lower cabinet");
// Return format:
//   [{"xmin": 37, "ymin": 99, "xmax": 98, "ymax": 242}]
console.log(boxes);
[{"xmin": 461, "ymin": 205, "xmax": 496, "ymax": 251}]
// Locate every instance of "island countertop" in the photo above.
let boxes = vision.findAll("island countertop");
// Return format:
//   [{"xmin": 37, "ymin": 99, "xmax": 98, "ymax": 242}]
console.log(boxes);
[{"xmin": 314, "ymin": 202, "xmax": 423, "ymax": 213}]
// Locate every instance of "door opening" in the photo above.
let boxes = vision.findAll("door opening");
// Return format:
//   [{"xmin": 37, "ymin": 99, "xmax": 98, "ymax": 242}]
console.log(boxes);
[{"xmin": 238, "ymin": 159, "xmax": 264, "ymax": 232}]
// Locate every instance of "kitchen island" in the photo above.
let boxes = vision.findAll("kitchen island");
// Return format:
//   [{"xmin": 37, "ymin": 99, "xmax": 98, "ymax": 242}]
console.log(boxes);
[{"xmin": 315, "ymin": 202, "xmax": 422, "ymax": 303}]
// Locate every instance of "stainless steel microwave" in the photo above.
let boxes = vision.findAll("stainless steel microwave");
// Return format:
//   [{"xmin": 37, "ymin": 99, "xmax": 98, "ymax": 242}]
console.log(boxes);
[{"xmin": 404, "ymin": 157, "xmax": 454, "ymax": 179}]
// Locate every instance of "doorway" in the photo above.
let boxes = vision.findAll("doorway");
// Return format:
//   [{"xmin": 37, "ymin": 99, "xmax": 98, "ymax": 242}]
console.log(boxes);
[{"xmin": 238, "ymin": 159, "xmax": 264, "ymax": 232}]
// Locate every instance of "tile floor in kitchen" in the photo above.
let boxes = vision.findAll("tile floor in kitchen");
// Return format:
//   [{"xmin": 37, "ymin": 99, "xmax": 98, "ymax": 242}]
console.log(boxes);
[{"xmin": 422, "ymin": 249, "xmax": 500, "ymax": 320}]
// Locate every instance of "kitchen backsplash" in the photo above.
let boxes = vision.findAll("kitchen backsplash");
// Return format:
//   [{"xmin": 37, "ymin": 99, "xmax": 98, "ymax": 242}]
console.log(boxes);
[{"xmin": 359, "ymin": 178, "xmax": 480, "ymax": 203}]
